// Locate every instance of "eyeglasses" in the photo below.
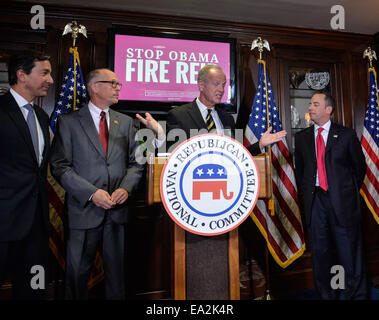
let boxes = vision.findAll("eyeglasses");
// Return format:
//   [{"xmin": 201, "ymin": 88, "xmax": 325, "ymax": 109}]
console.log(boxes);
[{"xmin": 96, "ymin": 80, "xmax": 123, "ymax": 89}]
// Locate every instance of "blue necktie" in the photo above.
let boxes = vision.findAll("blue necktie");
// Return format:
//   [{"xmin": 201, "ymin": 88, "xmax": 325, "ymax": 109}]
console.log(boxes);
[{"xmin": 23, "ymin": 103, "xmax": 39, "ymax": 163}]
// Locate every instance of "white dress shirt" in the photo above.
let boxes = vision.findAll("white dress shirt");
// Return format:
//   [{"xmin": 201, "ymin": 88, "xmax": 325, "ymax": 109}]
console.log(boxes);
[
  {"xmin": 314, "ymin": 120, "xmax": 331, "ymax": 187},
  {"xmin": 10, "ymin": 88, "xmax": 45, "ymax": 166},
  {"xmin": 195, "ymin": 98, "xmax": 224, "ymax": 134},
  {"xmin": 155, "ymin": 98, "xmax": 225, "ymax": 150}
]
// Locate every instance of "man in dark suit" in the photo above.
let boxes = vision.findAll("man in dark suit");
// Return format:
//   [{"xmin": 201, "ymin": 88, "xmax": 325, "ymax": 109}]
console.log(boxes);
[
  {"xmin": 137, "ymin": 64, "xmax": 286, "ymax": 299},
  {"xmin": 0, "ymin": 51, "xmax": 53, "ymax": 299},
  {"xmin": 295, "ymin": 91, "xmax": 367, "ymax": 300},
  {"xmin": 137, "ymin": 64, "xmax": 285, "ymax": 154},
  {"xmin": 50, "ymin": 68, "xmax": 144, "ymax": 300}
]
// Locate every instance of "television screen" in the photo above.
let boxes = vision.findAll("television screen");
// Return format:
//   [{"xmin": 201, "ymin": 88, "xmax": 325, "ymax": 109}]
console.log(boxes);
[{"xmin": 109, "ymin": 29, "xmax": 236, "ymax": 113}]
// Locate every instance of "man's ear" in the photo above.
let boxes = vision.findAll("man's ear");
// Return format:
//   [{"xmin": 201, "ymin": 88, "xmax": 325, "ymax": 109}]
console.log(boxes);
[
  {"xmin": 326, "ymin": 105, "xmax": 333, "ymax": 115},
  {"xmin": 89, "ymin": 82, "xmax": 97, "ymax": 95},
  {"xmin": 16, "ymin": 69, "xmax": 26, "ymax": 83}
]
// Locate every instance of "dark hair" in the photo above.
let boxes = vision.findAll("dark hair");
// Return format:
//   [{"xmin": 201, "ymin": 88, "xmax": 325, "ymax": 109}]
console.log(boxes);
[
  {"xmin": 8, "ymin": 50, "xmax": 50, "ymax": 85},
  {"xmin": 313, "ymin": 90, "xmax": 335, "ymax": 114}
]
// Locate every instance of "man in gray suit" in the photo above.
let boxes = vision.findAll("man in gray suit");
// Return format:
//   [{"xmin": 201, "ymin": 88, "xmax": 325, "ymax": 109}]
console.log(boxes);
[{"xmin": 50, "ymin": 68, "xmax": 144, "ymax": 300}]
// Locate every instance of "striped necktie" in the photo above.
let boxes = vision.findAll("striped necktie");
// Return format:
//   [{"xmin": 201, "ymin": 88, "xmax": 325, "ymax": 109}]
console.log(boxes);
[{"xmin": 206, "ymin": 108, "xmax": 216, "ymax": 133}]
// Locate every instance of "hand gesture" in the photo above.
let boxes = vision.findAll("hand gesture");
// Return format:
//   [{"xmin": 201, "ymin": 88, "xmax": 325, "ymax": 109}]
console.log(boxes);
[
  {"xmin": 259, "ymin": 127, "xmax": 287, "ymax": 149},
  {"xmin": 136, "ymin": 112, "xmax": 165, "ymax": 141}
]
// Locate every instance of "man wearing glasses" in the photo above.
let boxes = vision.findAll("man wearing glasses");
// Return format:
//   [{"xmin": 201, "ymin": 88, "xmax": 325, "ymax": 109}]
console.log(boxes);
[{"xmin": 50, "ymin": 68, "xmax": 144, "ymax": 299}]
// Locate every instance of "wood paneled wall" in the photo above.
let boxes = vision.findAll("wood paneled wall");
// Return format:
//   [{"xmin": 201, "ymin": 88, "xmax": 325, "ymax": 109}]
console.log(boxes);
[{"xmin": 1, "ymin": 1, "xmax": 378, "ymax": 299}]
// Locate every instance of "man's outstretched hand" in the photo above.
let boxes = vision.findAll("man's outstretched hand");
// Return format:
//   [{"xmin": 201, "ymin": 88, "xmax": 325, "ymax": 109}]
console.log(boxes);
[
  {"xmin": 136, "ymin": 112, "xmax": 165, "ymax": 141},
  {"xmin": 259, "ymin": 126, "xmax": 287, "ymax": 149}
]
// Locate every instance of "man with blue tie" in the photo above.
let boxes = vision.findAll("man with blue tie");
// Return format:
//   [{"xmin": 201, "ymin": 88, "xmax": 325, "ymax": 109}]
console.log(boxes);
[
  {"xmin": 0, "ymin": 51, "xmax": 53, "ymax": 299},
  {"xmin": 295, "ymin": 92, "xmax": 368, "ymax": 299}
]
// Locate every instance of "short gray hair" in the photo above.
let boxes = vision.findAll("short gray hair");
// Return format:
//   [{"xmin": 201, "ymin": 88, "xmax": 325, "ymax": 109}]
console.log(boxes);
[
  {"xmin": 86, "ymin": 68, "xmax": 108, "ymax": 96},
  {"xmin": 86, "ymin": 69, "xmax": 103, "ymax": 87},
  {"xmin": 197, "ymin": 64, "xmax": 223, "ymax": 83}
]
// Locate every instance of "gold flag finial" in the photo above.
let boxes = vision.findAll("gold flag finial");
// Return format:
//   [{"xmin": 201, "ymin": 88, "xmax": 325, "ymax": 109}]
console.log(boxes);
[
  {"xmin": 62, "ymin": 21, "xmax": 87, "ymax": 47},
  {"xmin": 251, "ymin": 37, "xmax": 270, "ymax": 60},
  {"xmin": 363, "ymin": 47, "xmax": 377, "ymax": 68}
]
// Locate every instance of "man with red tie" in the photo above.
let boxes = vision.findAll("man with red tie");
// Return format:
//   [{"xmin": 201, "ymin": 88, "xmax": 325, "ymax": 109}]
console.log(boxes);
[
  {"xmin": 295, "ymin": 92, "xmax": 368, "ymax": 299},
  {"xmin": 50, "ymin": 68, "xmax": 144, "ymax": 299}
]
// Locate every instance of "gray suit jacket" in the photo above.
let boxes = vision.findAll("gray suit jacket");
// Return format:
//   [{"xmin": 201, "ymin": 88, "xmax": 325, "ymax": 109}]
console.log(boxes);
[{"xmin": 50, "ymin": 105, "xmax": 144, "ymax": 229}]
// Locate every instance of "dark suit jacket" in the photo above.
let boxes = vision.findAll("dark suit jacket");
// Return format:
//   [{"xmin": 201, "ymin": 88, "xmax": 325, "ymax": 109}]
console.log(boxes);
[
  {"xmin": 0, "ymin": 91, "xmax": 50, "ymax": 241},
  {"xmin": 50, "ymin": 105, "xmax": 144, "ymax": 229},
  {"xmin": 165, "ymin": 101, "xmax": 261, "ymax": 155},
  {"xmin": 295, "ymin": 122, "xmax": 366, "ymax": 227}
]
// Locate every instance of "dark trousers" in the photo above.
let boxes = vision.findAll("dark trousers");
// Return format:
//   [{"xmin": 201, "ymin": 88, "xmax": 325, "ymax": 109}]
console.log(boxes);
[
  {"xmin": 309, "ymin": 188, "xmax": 367, "ymax": 300},
  {"xmin": 64, "ymin": 213, "xmax": 126, "ymax": 300},
  {"xmin": 0, "ymin": 204, "xmax": 48, "ymax": 300}
]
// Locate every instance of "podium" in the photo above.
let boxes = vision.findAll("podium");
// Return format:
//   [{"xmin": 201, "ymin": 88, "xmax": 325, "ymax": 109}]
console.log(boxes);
[{"xmin": 147, "ymin": 153, "xmax": 272, "ymax": 300}]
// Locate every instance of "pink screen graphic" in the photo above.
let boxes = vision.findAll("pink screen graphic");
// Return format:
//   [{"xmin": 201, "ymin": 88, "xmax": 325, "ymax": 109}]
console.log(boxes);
[{"xmin": 114, "ymin": 34, "xmax": 231, "ymax": 102}]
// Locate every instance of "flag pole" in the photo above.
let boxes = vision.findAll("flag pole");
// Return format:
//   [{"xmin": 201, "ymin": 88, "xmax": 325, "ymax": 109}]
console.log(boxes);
[
  {"xmin": 251, "ymin": 38, "xmax": 274, "ymax": 300},
  {"xmin": 62, "ymin": 21, "xmax": 87, "ymax": 111},
  {"xmin": 262, "ymin": 59, "xmax": 274, "ymax": 300}
]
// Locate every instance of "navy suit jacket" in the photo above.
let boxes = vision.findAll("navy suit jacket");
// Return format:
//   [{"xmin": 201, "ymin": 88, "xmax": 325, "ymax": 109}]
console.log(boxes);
[
  {"xmin": 295, "ymin": 122, "xmax": 366, "ymax": 227},
  {"xmin": 0, "ymin": 91, "xmax": 50, "ymax": 241}
]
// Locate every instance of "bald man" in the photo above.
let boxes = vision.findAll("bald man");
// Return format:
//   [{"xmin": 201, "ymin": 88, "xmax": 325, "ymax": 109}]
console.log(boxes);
[{"xmin": 50, "ymin": 68, "xmax": 144, "ymax": 300}]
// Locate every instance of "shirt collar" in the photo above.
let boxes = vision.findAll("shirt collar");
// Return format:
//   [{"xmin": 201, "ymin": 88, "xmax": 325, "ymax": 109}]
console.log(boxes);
[
  {"xmin": 196, "ymin": 97, "xmax": 214, "ymax": 114},
  {"xmin": 314, "ymin": 120, "xmax": 331, "ymax": 133},
  {"xmin": 10, "ymin": 88, "xmax": 33, "ymax": 108},
  {"xmin": 88, "ymin": 101, "xmax": 109, "ymax": 116}
]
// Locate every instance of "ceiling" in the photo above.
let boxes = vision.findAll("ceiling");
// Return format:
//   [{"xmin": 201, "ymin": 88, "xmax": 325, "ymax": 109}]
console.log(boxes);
[{"xmin": 21, "ymin": 0, "xmax": 379, "ymax": 35}]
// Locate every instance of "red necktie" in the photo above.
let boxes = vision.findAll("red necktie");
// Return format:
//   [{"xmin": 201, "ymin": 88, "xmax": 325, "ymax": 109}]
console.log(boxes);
[
  {"xmin": 316, "ymin": 127, "xmax": 328, "ymax": 191},
  {"xmin": 99, "ymin": 111, "xmax": 108, "ymax": 157}
]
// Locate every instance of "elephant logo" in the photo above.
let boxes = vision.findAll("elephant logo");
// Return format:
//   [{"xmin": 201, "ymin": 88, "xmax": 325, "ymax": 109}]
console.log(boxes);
[
  {"xmin": 160, "ymin": 134, "xmax": 259, "ymax": 236},
  {"xmin": 192, "ymin": 164, "xmax": 234, "ymax": 200}
]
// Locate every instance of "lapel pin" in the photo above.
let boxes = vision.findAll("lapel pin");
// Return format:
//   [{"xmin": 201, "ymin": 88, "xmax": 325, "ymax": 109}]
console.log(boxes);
[
  {"xmin": 333, "ymin": 134, "xmax": 338, "ymax": 138},
  {"xmin": 114, "ymin": 120, "xmax": 119, "ymax": 125}
]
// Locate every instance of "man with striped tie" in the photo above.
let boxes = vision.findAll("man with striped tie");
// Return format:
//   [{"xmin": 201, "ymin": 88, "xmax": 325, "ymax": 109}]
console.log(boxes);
[
  {"xmin": 137, "ymin": 64, "xmax": 286, "ymax": 299},
  {"xmin": 137, "ymin": 64, "xmax": 285, "ymax": 154}
]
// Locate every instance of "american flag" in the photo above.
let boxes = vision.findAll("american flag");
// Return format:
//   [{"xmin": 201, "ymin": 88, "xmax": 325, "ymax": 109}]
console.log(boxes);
[
  {"xmin": 243, "ymin": 59, "xmax": 305, "ymax": 268},
  {"xmin": 360, "ymin": 67, "xmax": 379, "ymax": 222},
  {"xmin": 49, "ymin": 48, "xmax": 87, "ymax": 132},
  {"xmin": 47, "ymin": 47, "xmax": 104, "ymax": 288}
]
